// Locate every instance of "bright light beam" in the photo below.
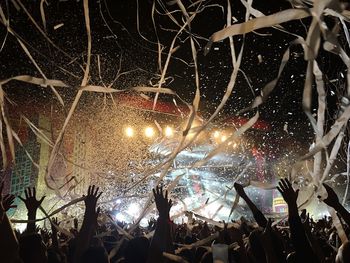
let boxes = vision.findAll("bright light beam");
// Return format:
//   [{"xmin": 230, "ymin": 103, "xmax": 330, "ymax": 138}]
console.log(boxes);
[
  {"xmin": 125, "ymin": 127, "xmax": 134, "ymax": 137},
  {"xmin": 145, "ymin": 127, "xmax": 155, "ymax": 138},
  {"xmin": 164, "ymin": 126, "xmax": 173, "ymax": 137}
]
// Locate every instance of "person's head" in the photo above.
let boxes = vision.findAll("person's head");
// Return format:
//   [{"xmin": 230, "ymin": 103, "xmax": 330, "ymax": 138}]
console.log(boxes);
[
  {"xmin": 336, "ymin": 241, "xmax": 350, "ymax": 263},
  {"xmin": 19, "ymin": 233, "xmax": 48, "ymax": 263},
  {"xmin": 124, "ymin": 236, "xmax": 149, "ymax": 263},
  {"xmin": 81, "ymin": 246, "xmax": 109, "ymax": 263}
]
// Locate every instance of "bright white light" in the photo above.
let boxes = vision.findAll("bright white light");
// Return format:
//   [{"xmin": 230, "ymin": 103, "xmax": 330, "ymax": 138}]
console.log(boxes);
[
  {"xmin": 115, "ymin": 199, "xmax": 121, "ymax": 204},
  {"xmin": 115, "ymin": 213, "xmax": 127, "ymax": 222},
  {"xmin": 145, "ymin": 127, "xmax": 155, "ymax": 138},
  {"xmin": 140, "ymin": 218, "xmax": 149, "ymax": 228},
  {"xmin": 164, "ymin": 126, "xmax": 173, "ymax": 137},
  {"xmin": 14, "ymin": 223, "xmax": 27, "ymax": 233},
  {"xmin": 221, "ymin": 135, "xmax": 227, "ymax": 142},
  {"xmin": 213, "ymin": 130, "xmax": 220, "ymax": 138},
  {"xmin": 127, "ymin": 203, "xmax": 140, "ymax": 217},
  {"xmin": 125, "ymin": 127, "xmax": 134, "ymax": 137}
]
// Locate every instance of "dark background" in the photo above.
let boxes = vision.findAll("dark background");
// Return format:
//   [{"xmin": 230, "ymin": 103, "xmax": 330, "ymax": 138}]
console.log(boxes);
[{"xmin": 0, "ymin": 0, "xmax": 349, "ymax": 144}]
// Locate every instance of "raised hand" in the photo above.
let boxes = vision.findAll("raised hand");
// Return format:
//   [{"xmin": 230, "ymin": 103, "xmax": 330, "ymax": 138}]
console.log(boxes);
[
  {"xmin": 19, "ymin": 187, "xmax": 45, "ymax": 213},
  {"xmin": 74, "ymin": 186, "xmax": 103, "ymax": 263},
  {"xmin": 234, "ymin": 182, "xmax": 268, "ymax": 228},
  {"xmin": 277, "ymin": 178, "xmax": 299, "ymax": 206},
  {"xmin": 0, "ymin": 182, "xmax": 19, "ymax": 215},
  {"xmin": 153, "ymin": 186, "xmax": 172, "ymax": 219},
  {"xmin": 148, "ymin": 186, "xmax": 175, "ymax": 262},
  {"xmin": 0, "ymin": 183, "xmax": 21, "ymax": 262},
  {"xmin": 322, "ymin": 183, "xmax": 340, "ymax": 208},
  {"xmin": 51, "ymin": 217, "xmax": 60, "ymax": 231},
  {"xmin": 83, "ymin": 185, "xmax": 102, "ymax": 219},
  {"xmin": 322, "ymin": 183, "xmax": 350, "ymax": 226},
  {"xmin": 3, "ymin": 194, "xmax": 16, "ymax": 212}
]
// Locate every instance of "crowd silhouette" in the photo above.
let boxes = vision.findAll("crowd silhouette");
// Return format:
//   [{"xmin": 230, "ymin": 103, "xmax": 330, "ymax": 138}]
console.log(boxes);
[{"xmin": 0, "ymin": 177, "xmax": 350, "ymax": 263}]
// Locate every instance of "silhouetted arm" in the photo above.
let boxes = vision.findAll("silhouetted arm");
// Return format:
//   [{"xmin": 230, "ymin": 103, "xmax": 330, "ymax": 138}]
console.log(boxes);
[
  {"xmin": 0, "ymin": 182, "xmax": 20, "ymax": 263},
  {"xmin": 234, "ymin": 183, "xmax": 267, "ymax": 228},
  {"xmin": 323, "ymin": 183, "xmax": 350, "ymax": 226},
  {"xmin": 19, "ymin": 187, "xmax": 45, "ymax": 233},
  {"xmin": 147, "ymin": 186, "xmax": 174, "ymax": 263},
  {"xmin": 277, "ymin": 179, "xmax": 318, "ymax": 262},
  {"xmin": 73, "ymin": 185, "xmax": 102, "ymax": 263}
]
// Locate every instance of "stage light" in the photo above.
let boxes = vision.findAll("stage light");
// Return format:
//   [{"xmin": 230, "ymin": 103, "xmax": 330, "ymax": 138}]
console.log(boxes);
[
  {"xmin": 221, "ymin": 135, "xmax": 227, "ymax": 142},
  {"xmin": 125, "ymin": 127, "xmax": 134, "ymax": 137},
  {"xmin": 145, "ymin": 127, "xmax": 155, "ymax": 138},
  {"xmin": 164, "ymin": 126, "xmax": 173, "ymax": 137},
  {"xmin": 213, "ymin": 130, "xmax": 220, "ymax": 138}
]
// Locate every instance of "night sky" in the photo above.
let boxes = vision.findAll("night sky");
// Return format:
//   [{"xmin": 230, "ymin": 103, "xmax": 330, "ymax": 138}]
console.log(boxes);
[{"xmin": 0, "ymin": 0, "xmax": 348, "ymax": 143}]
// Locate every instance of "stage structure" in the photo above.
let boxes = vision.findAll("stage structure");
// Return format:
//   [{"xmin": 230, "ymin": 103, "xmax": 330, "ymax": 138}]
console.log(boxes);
[{"xmin": 2, "ymin": 92, "xmax": 304, "ymax": 222}]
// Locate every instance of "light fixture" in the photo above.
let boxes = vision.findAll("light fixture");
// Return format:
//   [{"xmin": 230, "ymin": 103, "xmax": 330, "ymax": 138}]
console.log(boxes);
[
  {"xmin": 164, "ymin": 126, "xmax": 173, "ymax": 137},
  {"xmin": 145, "ymin": 127, "xmax": 155, "ymax": 138},
  {"xmin": 213, "ymin": 130, "xmax": 220, "ymax": 138},
  {"xmin": 125, "ymin": 127, "xmax": 134, "ymax": 137}
]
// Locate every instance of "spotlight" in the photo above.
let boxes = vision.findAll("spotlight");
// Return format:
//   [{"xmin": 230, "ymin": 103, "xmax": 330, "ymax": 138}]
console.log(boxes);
[
  {"xmin": 145, "ymin": 127, "xmax": 155, "ymax": 138},
  {"xmin": 221, "ymin": 135, "xmax": 227, "ymax": 142},
  {"xmin": 213, "ymin": 131, "xmax": 220, "ymax": 138},
  {"xmin": 125, "ymin": 127, "xmax": 134, "ymax": 137},
  {"xmin": 164, "ymin": 126, "xmax": 173, "ymax": 137}
]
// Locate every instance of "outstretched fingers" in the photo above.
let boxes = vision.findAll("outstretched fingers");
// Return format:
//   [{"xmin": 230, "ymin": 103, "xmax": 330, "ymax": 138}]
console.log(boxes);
[
  {"xmin": 24, "ymin": 188, "xmax": 29, "ymax": 199},
  {"xmin": 279, "ymin": 179, "xmax": 287, "ymax": 191},
  {"xmin": 168, "ymin": 199, "xmax": 173, "ymax": 208},
  {"xmin": 94, "ymin": 186, "xmax": 99, "ymax": 197},
  {"xmin": 276, "ymin": 186, "xmax": 282, "ymax": 196}
]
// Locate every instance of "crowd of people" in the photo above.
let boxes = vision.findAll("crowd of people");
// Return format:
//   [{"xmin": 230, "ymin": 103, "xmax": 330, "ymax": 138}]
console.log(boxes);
[{"xmin": 0, "ymin": 178, "xmax": 350, "ymax": 263}]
